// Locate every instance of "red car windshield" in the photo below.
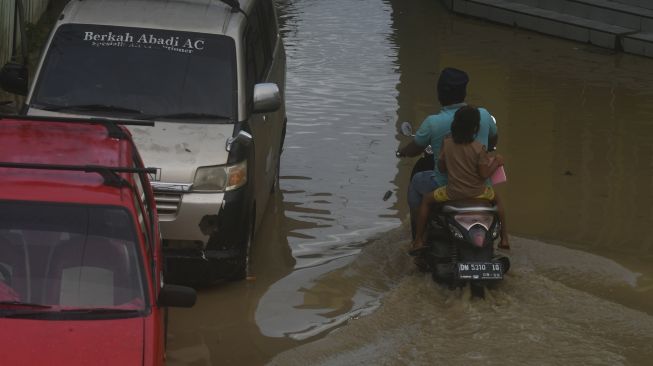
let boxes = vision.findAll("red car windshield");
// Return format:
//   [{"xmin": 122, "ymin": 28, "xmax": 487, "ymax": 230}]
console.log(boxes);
[{"xmin": 0, "ymin": 201, "xmax": 146, "ymax": 314}]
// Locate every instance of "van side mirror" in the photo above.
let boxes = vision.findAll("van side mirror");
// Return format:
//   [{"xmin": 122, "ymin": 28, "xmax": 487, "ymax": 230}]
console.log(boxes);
[
  {"xmin": 253, "ymin": 83, "xmax": 281, "ymax": 113},
  {"xmin": 0, "ymin": 62, "xmax": 28, "ymax": 96},
  {"xmin": 158, "ymin": 284, "xmax": 197, "ymax": 308}
]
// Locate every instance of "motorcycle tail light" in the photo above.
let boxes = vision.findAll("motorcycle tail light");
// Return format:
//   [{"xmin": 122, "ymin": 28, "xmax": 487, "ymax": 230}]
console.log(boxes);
[
  {"xmin": 454, "ymin": 213, "xmax": 494, "ymax": 231},
  {"xmin": 469, "ymin": 226, "xmax": 487, "ymax": 247}
]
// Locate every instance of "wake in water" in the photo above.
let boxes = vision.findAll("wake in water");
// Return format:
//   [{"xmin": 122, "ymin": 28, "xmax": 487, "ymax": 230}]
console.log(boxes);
[{"xmin": 269, "ymin": 226, "xmax": 653, "ymax": 366}]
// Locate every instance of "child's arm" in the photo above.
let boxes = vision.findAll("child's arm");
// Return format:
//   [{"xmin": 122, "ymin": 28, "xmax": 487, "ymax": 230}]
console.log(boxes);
[{"xmin": 479, "ymin": 151, "xmax": 504, "ymax": 179}]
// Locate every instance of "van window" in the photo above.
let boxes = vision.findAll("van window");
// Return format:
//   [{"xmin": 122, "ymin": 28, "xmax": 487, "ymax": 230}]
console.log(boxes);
[{"xmin": 31, "ymin": 24, "xmax": 238, "ymax": 123}]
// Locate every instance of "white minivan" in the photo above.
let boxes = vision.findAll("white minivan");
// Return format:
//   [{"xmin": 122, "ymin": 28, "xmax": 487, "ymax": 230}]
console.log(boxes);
[{"xmin": 0, "ymin": 0, "xmax": 287, "ymax": 283}]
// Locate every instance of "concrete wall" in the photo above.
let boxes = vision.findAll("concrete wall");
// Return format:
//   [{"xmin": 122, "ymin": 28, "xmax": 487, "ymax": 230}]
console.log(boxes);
[
  {"xmin": 0, "ymin": 0, "xmax": 51, "ymax": 64},
  {"xmin": 614, "ymin": 0, "xmax": 653, "ymax": 11}
]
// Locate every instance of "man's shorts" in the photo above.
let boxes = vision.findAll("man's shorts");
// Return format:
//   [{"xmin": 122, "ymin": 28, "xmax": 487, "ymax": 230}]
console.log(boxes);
[{"xmin": 433, "ymin": 186, "xmax": 495, "ymax": 202}]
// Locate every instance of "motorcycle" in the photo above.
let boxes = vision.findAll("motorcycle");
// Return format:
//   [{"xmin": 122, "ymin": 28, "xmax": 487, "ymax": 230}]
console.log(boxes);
[{"xmin": 398, "ymin": 121, "xmax": 510, "ymax": 298}]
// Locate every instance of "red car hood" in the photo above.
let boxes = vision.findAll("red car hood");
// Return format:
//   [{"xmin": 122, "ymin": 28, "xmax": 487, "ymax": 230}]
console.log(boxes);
[{"xmin": 0, "ymin": 317, "xmax": 144, "ymax": 365}]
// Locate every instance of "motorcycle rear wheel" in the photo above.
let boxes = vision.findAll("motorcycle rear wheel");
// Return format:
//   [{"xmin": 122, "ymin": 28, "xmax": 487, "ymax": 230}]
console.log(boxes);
[{"xmin": 470, "ymin": 281, "xmax": 485, "ymax": 298}]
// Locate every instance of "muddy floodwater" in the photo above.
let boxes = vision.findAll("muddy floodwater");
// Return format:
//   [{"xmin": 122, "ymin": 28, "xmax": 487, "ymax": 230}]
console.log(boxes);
[{"xmin": 165, "ymin": 0, "xmax": 653, "ymax": 365}]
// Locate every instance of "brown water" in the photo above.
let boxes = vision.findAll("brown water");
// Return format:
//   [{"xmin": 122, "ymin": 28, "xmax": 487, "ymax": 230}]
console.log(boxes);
[{"xmin": 165, "ymin": 0, "xmax": 653, "ymax": 364}]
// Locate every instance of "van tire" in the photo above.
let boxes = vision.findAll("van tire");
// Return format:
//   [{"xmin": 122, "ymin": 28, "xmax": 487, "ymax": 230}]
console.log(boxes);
[{"xmin": 228, "ymin": 212, "xmax": 254, "ymax": 281}]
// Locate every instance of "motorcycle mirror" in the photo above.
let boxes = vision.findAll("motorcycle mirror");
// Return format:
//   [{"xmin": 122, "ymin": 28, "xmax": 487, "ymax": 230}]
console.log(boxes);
[{"xmin": 400, "ymin": 122, "xmax": 413, "ymax": 137}]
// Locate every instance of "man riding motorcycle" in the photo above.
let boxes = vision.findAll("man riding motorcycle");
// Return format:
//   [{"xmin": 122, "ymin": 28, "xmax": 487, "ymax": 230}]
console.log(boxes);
[
  {"xmin": 396, "ymin": 67, "xmax": 509, "ymax": 249},
  {"xmin": 411, "ymin": 105, "xmax": 505, "ymax": 255}
]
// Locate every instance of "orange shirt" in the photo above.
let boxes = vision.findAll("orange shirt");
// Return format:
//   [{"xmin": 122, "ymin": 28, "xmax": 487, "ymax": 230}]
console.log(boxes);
[{"xmin": 440, "ymin": 136, "xmax": 490, "ymax": 200}]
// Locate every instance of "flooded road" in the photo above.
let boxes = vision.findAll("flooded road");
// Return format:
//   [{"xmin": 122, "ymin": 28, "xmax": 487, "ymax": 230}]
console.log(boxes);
[{"xmin": 168, "ymin": 0, "xmax": 653, "ymax": 364}]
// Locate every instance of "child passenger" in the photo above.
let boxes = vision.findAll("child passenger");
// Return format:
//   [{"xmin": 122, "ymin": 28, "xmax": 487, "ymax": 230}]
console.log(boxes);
[{"xmin": 409, "ymin": 106, "xmax": 509, "ymax": 255}]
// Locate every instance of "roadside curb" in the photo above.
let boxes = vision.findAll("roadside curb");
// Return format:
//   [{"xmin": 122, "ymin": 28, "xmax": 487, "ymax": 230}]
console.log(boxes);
[{"xmin": 439, "ymin": 0, "xmax": 653, "ymax": 58}]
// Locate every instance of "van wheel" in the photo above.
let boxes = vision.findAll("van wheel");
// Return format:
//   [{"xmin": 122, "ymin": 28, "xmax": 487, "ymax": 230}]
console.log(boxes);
[{"xmin": 228, "ymin": 215, "xmax": 254, "ymax": 281}]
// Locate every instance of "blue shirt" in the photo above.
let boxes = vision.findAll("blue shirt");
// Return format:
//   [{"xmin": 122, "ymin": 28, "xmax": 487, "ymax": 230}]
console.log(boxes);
[{"xmin": 414, "ymin": 103, "xmax": 497, "ymax": 186}]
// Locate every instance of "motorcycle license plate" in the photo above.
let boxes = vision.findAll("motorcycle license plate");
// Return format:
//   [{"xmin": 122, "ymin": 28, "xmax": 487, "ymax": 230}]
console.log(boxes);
[{"xmin": 456, "ymin": 262, "xmax": 503, "ymax": 280}]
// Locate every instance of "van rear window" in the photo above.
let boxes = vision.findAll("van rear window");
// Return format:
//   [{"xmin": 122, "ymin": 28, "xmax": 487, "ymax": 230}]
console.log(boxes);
[{"xmin": 31, "ymin": 24, "xmax": 237, "ymax": 123}]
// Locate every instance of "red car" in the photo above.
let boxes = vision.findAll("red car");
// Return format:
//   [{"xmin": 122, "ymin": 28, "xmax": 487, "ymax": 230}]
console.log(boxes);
[{"xmin": 0, "ymin": 115, "xmax": 196, "ymax": 365}]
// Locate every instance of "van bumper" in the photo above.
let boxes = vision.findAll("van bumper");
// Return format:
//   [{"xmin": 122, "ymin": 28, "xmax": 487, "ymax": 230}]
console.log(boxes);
[
  {"xmin": 155, "ymin": 187, "xmax": 251, "ymax": 284},
  {"xmin": 162, "ymin": 248, "xmax": 243, "ymax": 285}
]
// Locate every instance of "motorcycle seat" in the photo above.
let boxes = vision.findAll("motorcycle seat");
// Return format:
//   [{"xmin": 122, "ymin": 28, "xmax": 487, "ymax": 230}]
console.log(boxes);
[{"xmin": 440, "ymin": 198, "xmax": 497, "ymax": 213}]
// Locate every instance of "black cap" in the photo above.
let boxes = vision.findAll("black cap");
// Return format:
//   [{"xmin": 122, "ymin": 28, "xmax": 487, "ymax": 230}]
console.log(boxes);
[{"xmin": 437, "ymin": 67, "xmax": 469, "ymax": 105}]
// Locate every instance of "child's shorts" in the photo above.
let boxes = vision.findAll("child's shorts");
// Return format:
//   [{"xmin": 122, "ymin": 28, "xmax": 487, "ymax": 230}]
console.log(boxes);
[{"xmin": 433, "ymin": 186, "xmax": 495, "ymax": 202}]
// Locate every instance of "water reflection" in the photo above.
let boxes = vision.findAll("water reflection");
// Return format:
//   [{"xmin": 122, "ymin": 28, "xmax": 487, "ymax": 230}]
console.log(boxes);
[
  {"xmin": 270, "ymin": 235, "xmax": 653, "ymax": 366},
  {"xmin": 256, "ymin": 224, "xmax": 409, "ymax": 341},
  {"xmin": 390, "ymin": 0, "xmax": 653, "ymax": 263},
  {"xmin": 167, "ymin": 0, "xmax": 653, "ymax": 363},
  {"xmin": 267, "ymin": 0, "xmax": 653, "ymax": 362},
  {"xmin": 274, "ymin": 0, "xmax": 400, "ymax": 259},
  {"xmin": 167, "ymin": 190, "xmax": 296, "ymax": 366},
  {"xmin": 253, "ymin": 0, "xmax": 402, "ymax": 344}
]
